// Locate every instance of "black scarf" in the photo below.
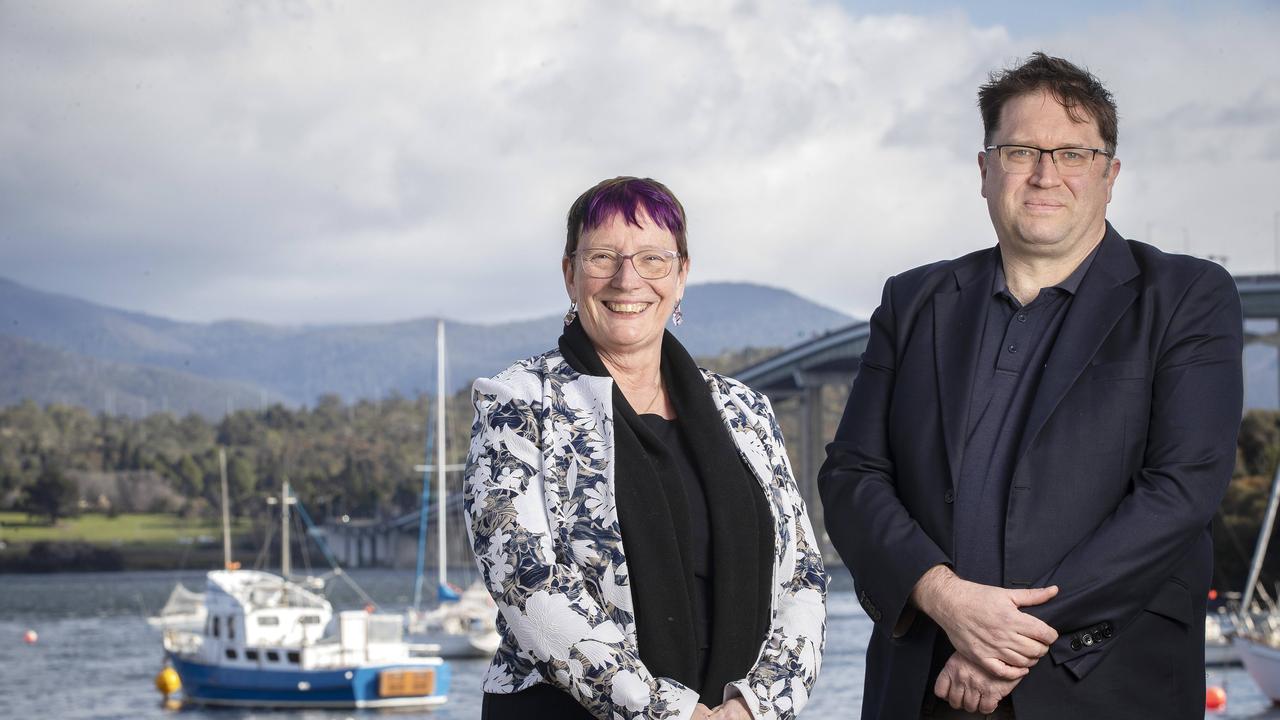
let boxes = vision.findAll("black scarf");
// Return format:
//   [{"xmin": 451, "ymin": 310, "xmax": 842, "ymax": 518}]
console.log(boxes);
[{"xmin": 559, "ymin": 319, "xmax": 773, "ymax": 705}]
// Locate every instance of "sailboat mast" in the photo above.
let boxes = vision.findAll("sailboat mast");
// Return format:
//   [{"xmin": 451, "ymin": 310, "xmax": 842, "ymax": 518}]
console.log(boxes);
[
  {"xmin": 436, "ymin": 320, "xmax": 448, "ymax": 594},
  {"xmin": 1244, "ymin": 462, "xmax": 1280, "ymax": 612},
  {"xmin": 219, "ymin": 448, "xmax": 232, "ymax": 569},
  {"xmin": 282, "ymin": 480, "xmax": 291, "ymax": 580}
]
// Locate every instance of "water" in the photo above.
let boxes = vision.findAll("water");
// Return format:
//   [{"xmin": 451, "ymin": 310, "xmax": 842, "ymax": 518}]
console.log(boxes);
[{"xmin": 0, "ymin": 569, "xmax": 1271, "ymax": 718}]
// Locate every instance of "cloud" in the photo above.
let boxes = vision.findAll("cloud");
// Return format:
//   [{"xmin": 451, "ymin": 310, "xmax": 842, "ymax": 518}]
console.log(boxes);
[{"xmin": 1, "ymin": 0, "xmax": 1277, "ymax": 324}]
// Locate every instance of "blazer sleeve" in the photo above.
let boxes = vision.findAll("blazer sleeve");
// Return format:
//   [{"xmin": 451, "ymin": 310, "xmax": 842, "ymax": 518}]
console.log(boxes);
[
  {"xmin": 817, "ymin": 275, "xmax": 953, "ymax": 637},
  {"xmin": 1023, "ymin": 262, "xmax": 1243, "ymax": 679},
  {"xmin": 465, "ymin": 375, "xmax": 702, "ymax": 720},
  {"xmin": 725, "ymin": 393, "xmax": 828, "ymax": 720}
]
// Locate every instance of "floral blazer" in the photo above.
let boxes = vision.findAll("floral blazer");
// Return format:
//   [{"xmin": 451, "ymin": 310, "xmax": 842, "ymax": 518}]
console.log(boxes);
[{"xmin": 463, "ymin": 349, "xmax": 827, "ymax": 720}]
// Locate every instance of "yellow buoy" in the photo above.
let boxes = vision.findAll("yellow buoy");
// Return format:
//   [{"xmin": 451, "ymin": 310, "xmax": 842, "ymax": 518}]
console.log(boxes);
[{"xmin": 155, "ymin": 666, "xmax": 181, "ymax": 698}]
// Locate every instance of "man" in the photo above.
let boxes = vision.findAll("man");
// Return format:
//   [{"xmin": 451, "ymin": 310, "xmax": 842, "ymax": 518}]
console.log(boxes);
[{"xmin": 818, "ymin": 52, "xmax": 1242, "ymax": 720}]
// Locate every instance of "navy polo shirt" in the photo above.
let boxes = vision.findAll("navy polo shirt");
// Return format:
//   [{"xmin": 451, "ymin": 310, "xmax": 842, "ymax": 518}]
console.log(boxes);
[{"xmin": 951, "ymin": 244, "xmax": 1100, "ymax": 587}]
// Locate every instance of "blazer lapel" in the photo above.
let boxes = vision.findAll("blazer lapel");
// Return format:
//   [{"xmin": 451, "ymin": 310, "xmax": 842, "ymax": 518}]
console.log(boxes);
[
  {"xmin": 710, "ymin": 381, "xmax": 775, "ymax": 487},
  {"xmin": 1014, "ymin": 227, "xmax": 1139, "ymax": 466},
  {"xmin": 936, "ymin": 251, "xmax": 996, "ymax": 488}
]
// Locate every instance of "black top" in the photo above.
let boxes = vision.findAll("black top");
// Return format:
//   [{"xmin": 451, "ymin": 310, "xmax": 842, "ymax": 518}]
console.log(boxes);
[
  {"xmin": 953, "ymin": 245, "xmax": 1099, "ymax": 586},
  {"xmin": 557, "ymin": 318, "xmax": 774, "ymax": 709},
  {"xmin": 640, "ymin": 413, "xmax": 713, "ymax": 653}
]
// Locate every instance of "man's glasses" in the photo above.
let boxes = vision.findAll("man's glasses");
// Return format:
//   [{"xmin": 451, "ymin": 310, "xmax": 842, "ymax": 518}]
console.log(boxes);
[
  {"xmin": 985, "ymin": 144, "xmax": 1114, "ymax": 177},
  {"xmin": 571, "ymin": 248, "xmax": 682, "ymax": 279}
]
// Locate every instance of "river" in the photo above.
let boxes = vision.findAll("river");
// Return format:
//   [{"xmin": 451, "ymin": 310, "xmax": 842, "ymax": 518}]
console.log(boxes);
[{"xmin": 0, "ymin": 568, "xmax": 1271, "ymax": 718}]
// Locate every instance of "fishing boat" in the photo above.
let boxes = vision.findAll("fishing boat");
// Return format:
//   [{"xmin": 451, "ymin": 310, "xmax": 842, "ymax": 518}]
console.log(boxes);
[
  {"xmin": 406, "ymin": 319, "xmax": 500, "ymax": 658},
  {"xmin": 160, "ymin": 480, "xmax": 450, "ymax": 709}
]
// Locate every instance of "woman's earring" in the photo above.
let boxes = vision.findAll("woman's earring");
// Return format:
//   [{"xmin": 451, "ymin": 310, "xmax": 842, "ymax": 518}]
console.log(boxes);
[
  {"xmin": 672, "ymin": 299, "xmax": 684, "ymax": 326},
  {"xmin": 563, "ymin": 301, "xmax": 578, "ymax": 326}
]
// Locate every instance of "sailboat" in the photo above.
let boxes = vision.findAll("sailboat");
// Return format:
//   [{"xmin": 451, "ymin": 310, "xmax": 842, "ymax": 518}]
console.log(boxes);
[
  {"xmin": 1233, "ymin": 460, "xmax": 1280, "ymax": 697},
  {"xmin": 406, "ymin": 319, "xmax": 501, "ymax": 658},
  {"xmin": 160, "ymin": 469, "xmax": 450, "ymax": 708}
]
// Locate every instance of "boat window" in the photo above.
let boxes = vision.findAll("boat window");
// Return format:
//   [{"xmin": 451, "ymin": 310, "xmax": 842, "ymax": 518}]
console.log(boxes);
[
  {"xmin": 213, "ymin": 616, "xmax": 220, "ymax": 638},
  {"xmin": 267, "ymin": 651, "xmax": 280, "ymax": 662},
  {"xmin": 257, "ymin": 616, "xmax": 280, "ymax": 626},
  {"xmin": 225, "ymin": 649, "xmax": 237, "ymax": 660},
  {"xmin": 287, "ymin": 651, "xmax": 300, "ymax": 663},
  {"xmin": 246, "ymin": 649, "xmax": 259, "ymax": 661},
  {"xmin": 228, "ymin": 616, "xmax": 236, "ymax": 640},
  {"xmin": 300, "ymin": 615, "xmax": 322, "ymax": 625}
]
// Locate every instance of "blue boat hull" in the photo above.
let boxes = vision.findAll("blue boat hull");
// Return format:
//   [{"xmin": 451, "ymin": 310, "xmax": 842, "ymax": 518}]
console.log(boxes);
[{"xmin": 168, "ymin": 653, "xmax": 450, "ymax": 708}]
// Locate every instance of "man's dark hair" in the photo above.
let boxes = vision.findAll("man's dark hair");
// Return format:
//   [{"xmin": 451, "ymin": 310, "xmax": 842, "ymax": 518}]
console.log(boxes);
[{"xmin": 978, "ymin": 52, "xmax": 1118, "ymax": 153}]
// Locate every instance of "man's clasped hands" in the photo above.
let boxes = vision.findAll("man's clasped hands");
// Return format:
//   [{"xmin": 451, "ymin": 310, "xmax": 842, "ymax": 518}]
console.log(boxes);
[{"xmin": 911, "ymin": 565, "xmax": 1060, "ymax": 714}]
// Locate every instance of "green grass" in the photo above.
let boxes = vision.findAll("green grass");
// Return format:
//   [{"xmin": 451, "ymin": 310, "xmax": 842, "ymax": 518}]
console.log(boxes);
[{"xmin": 0, "ymin": 512, "xmax": 249, "ymax": 545}]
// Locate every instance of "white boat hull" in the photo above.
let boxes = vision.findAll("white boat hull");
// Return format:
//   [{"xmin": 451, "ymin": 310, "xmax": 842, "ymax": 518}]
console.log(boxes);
[
  {"xmin": 1206, "ymin": 639, "xmax": 1241, "ymax": 667},
  {"xmin": 415, "ymin": 628, "xmax": 500, "ymax": 659},
  {"xmin": 1237, "ymin": 636, "xmax": 1280, "ymax": 700}
]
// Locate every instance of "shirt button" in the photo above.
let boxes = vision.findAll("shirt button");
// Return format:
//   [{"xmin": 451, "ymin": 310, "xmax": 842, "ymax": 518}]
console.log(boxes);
[
  {"xmin": 943, "ymin": 489, "xmax": 954, "ymax": 504},
  {"xmin": 1017, "ymin": 313, "xmax": 1028, "ymax": 322},
  {"xmin": 1007, "ymin": 344, "xmax": 1018, "ymax": 353}
]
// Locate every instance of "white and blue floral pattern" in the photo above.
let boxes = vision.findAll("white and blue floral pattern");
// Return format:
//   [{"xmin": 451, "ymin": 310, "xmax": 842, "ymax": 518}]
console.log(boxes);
[{"xmin": 464, "ymin": 350, "xmax": 827, "ymax": 720}]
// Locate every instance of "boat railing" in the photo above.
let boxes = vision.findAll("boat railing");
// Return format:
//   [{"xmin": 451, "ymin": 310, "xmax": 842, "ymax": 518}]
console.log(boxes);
[
  {"xmin": 162, "ymin": 628, "xmax": 204, "ymax": 655},
  {"xmin": 407, "ymin": 643, "xmax": 443, "ymax": 656},
  {"xmin": 1234, "ymin": 581, "xmax": 1280, "ymax": 646}
]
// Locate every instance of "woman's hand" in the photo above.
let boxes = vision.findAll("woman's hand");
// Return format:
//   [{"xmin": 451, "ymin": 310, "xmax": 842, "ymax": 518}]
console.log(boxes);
[{"xmin": 710, "ymin": 697, "xmax": 753, "ymax": 719}]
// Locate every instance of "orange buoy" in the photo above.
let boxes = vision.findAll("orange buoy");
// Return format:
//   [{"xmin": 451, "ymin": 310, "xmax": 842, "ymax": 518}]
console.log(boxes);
[
  {"xmin": 1206, "ymin": 685, "xmax": 1227, "ymax": 711},
  {"xmin": 22, "ymin": 630, "xmax": 37, "ymax": 644},
  {"xmin": 364, "ymin": 602, "xmax": 377, "ymax": 614},
  {"xmin": 1208, "ymin": 588, "xmax": 1219, "ymax": 601}
]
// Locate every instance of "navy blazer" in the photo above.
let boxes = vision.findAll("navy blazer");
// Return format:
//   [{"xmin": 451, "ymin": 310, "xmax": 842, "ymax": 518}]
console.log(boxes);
[{"xmin": 819, "ymin": 224, "xmax": 1243, "ymax": 720}]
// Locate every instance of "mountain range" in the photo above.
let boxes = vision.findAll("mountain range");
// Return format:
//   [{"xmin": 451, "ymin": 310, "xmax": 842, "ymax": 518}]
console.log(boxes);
[{"xmin": 0, "ymin": 276, "xmax": 855, "ymax": 417}]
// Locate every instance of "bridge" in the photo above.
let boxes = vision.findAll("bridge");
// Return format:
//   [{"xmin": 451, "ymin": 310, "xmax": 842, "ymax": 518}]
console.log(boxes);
[{"xmin": 735, "ymin": 272, "xmax": 1280, "ymax": 559}]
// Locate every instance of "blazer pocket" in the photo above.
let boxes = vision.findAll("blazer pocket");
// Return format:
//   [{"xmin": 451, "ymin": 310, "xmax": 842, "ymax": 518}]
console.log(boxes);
[
  {"xmin": 1144, "ymin": 578, "xmax": 1192, "ymax": 627},
  {"xmin": 1088, "ymin": 360, "xmax": 1148, "ymax": 382}
]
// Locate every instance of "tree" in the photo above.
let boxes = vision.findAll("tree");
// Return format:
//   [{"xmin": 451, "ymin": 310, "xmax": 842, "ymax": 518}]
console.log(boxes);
[
  {"xmin": 22, "ymin": 462, "xmax": 79, "ymax": 524},
  {"xmin": 226, "ymin": 454, "xmax": 256, "ymax": 517},
  {"xmin": 175, "ymin": 454, "xmax": 203, "ymax": 498},
  {"xmin": 1239, "ymin": 410, "xmax": 1280, "ymax": 477}
]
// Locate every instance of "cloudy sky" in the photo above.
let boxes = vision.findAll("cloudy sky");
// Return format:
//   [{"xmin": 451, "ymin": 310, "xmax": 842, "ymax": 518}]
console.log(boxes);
[{"xmin": 2, "ymin": 0, "xmax": 1278, "ymax": 326}]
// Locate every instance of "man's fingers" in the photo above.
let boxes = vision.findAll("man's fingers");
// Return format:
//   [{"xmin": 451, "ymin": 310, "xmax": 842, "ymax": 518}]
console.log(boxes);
[
  {"xmin": 962, "ymin": 687, "xmax": 981, "ymax": 714},
  {"xmin": 1009, "ymin": 585, "xmax": 1059, "ymax": 608},
  {"xmin": 979, "ymin": 656, "xmax": 1028, "ymax": 681},
  {"xmin": 949, "ymin": 684, "xmax": 967, "ymax": 711},
  {"xmin": 1010, "ymin": 613, "xmax": 1060, "ymax": 646},
  {"xmin": 996, "ymin": 645, "xmax": 1038, "ymax": 669},
  {"xmin": 934, "ymin": 669, "xmax": 952, "ymax": 700},
  {"xmin": 978, "ymin": 694, "xmax": 1001, "ymax": 714},
  {"xmin": 1000, "ymin": 633, "xmax": 1052, "ymax": 665}
]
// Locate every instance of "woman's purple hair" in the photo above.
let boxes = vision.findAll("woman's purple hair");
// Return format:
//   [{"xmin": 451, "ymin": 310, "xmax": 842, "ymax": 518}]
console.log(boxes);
[{"xmin": 565, "ymin": 177, "xmax": 688, "ymax": 259}]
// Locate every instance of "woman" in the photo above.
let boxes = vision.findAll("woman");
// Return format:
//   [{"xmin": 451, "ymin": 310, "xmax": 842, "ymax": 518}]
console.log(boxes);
[{"xmin": 465, "ymin": 177, "xmax": 826, "ymax": 720}]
